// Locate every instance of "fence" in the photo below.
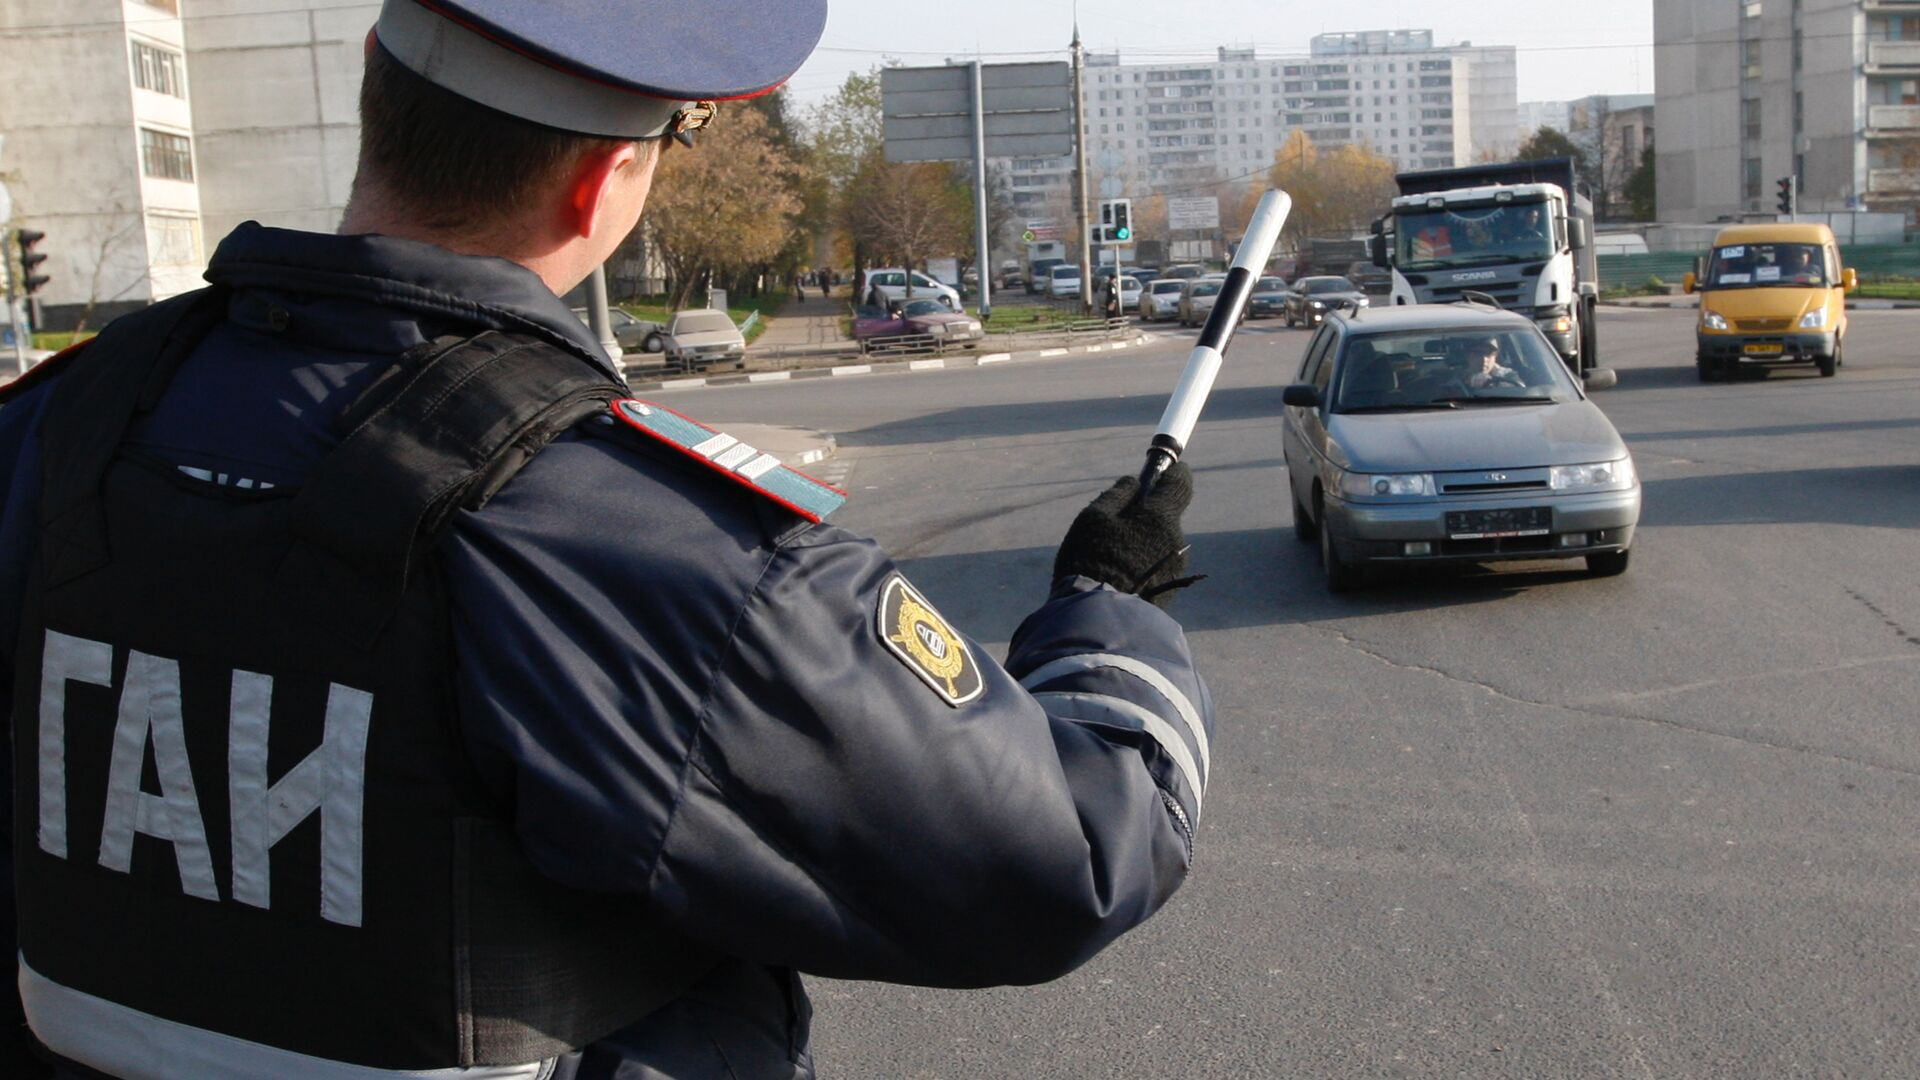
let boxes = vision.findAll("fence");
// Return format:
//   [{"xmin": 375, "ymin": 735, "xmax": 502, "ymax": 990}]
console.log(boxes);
[{"xmin": 1598, "ymin": 242, "xmax": 1920, "ymax": 292}]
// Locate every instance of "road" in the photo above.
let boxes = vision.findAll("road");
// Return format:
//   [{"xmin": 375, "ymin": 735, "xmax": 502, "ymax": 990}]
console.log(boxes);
[{"xmin": 666, "ymin": 306, "xmax": 1920, "ymax": 1079}]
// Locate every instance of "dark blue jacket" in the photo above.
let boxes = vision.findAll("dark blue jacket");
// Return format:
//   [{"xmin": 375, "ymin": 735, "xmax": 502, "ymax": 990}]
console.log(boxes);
[{"xmin": 0, "ymin": 224, "xmax": 1212, "ymax": 1079}]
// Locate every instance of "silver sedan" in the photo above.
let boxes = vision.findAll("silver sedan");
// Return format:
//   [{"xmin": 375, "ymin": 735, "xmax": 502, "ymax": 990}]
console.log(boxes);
[{"xmin": 1280, "ymin": 304, "xmax": 1638, "ymax": 591}]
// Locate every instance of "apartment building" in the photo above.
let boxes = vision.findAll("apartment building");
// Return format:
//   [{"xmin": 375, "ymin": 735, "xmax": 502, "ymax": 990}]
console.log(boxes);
[
  {"xmin": 0, "ymin": 0, "xmax": 364, "ymax": 330},
  {"xmin": 1656, "ymin": 0, "xmax": 1919, "ymax": 223},
  {"xmin": 1009, "ymin": 30, "xmax": 1519, "ymax": 224}
]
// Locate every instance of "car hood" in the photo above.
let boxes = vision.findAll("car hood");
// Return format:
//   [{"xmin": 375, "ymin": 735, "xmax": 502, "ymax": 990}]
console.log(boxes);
[
  {"xmin": 1302, "ymin": 290, "xmax": 1367, "ymax": 304},
  {"xmin": 1701, "ymin": 287, "xmax": 1830, "ymax": 322},
  {"xmin": 1327, "ymin": 400, "xmax": 1624, "ymax": 473},
  {"xmin": 907, "ymin": 312, "xmax": 974, "ymax": 328},
  {"xmin": 672, "ymin": 329, "xmax": 743, "ymax": 347}
]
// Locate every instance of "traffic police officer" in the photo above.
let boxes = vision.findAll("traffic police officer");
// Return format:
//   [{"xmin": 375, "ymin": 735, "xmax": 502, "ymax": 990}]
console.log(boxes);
[{"xmin": 0, "ymin": 2, "xmax": 1213, "ymax": 1077}]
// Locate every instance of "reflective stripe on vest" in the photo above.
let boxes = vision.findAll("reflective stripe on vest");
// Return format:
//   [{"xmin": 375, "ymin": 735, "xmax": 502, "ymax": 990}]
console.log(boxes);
[{"xmin": 19, "ymin": 957, "xmax": 556, "ymax": 1080}]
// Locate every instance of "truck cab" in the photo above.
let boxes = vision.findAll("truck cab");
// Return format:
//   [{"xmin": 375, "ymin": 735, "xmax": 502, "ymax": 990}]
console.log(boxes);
[{"xmin": 1372, "ymin": 158, "xmax": 1599, "ymax": 379}]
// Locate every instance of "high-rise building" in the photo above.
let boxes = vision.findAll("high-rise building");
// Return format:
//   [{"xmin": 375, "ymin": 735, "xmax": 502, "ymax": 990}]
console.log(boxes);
[
  {"xmin": 1010, "ymin": 31, "xmax": 1519, "ymax": 235},
  {"xmin": 1656, "ymin": 0, "xmax": 1916, "ymax": 223},
  {"xmin": 0, "ymin": 0, "xmax": 364, "ymax": 330}
]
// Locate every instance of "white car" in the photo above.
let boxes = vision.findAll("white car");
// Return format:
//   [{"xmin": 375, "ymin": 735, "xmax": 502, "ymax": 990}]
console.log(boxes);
[
  {"xmin": 1047, "ymin": 264, "xmax": 1083, "ymax": 299},
  {"xmin": 863, "ymin": 268, "xmax": 960, "ymax": 310},
  {"xmin": 660, "ymin": 309, "xmax": 746, "ymax": 372},
  {"xmin": 1140, "ymin": 279, "xmax": 1185, "ymax": 322},
  {"xmin": 1104, "ymin": 275, "xmax": 1142, "ymax": 313}
]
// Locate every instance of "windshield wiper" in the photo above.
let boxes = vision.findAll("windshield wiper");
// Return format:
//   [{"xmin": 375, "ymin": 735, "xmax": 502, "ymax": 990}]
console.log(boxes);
[
  {"xmin": 1338, "ymin": 402, "xmax": 1460, "ymax": 413},
  {"xmin": 1425, "ymin": 395, "xmax": 1554, "ymax": 407}
]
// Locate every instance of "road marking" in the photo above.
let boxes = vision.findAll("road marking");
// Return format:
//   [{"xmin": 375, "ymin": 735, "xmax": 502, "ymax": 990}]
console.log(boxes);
[
  {"xmin": 747, "ymin": 371, "xmax": 791, "ymax": 383},
  {"xmin": 1084, "ymin": 344, "xmax": 1106, "ymax": 352},
  {"xmin": 909, "ymin": 358, "xmax": 945, "ymax": 371},
  {"xmin": 831, "ymin": 364, "xmax": 872, "ymax": 376},
  {"xmin": 978, "ymin": 352, "xmax": 1012, "ymax": 364},
  {"xmin": 1039, "ymin": 348, "xmax": 1069, "ymax": 357},
  {"xmin": 1110, "ymin": 341, "xmax": 1130, "ymax": 350},
  {"xmin": 660, "ymin": 378, "xmax": 706, "ymax": 389}
]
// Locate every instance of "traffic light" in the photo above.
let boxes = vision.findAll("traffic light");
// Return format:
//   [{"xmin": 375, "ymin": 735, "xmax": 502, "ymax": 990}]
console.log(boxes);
[
  {"xmin": 16, "ymin": 229, "xmax": 48, "ymax": 296},
  {"xmin": 1775, "ymin": 176, "xmax": 1796, "ymax": 216},
  {"xmin": 1111, "ymin": 200, "xmax": 1132, "ymax": 243}
]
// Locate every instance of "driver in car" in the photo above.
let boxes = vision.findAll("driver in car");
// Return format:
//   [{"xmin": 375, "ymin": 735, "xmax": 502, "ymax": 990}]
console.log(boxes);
[{"xmin": 1465, "ymin": 337, "xmax": 1523, "ymax": 389}]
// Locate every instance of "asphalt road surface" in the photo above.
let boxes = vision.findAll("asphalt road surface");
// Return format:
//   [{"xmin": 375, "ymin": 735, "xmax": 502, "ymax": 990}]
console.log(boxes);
[{"xmin": 670, "ymin": 307, "xmax": 1920, "ymax": 1079}]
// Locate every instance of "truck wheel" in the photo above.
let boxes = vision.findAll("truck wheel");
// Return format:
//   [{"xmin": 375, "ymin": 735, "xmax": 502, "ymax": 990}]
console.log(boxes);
[{"xmin": 1585, "ymin": 550, "xmax": 1630, "ymax": 577}]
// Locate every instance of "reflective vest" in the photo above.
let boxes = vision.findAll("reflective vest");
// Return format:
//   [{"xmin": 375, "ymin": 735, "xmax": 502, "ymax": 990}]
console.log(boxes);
[{"xmin": 11, "ymin": 290, "xmax": 708, "ymax": 1077}]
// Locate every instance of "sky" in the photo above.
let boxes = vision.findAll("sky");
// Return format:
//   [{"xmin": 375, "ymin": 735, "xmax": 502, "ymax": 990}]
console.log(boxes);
[{"xmin": 784, "ymin": 0, "xmax": 1656, "ymax": 107}]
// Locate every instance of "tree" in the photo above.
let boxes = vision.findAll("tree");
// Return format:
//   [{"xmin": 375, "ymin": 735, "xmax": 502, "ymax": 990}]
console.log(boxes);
[
  {"xmin": 803, "ymin": 69, "xmax": 887, "ymax": 283},
  {"xmin": 643, "ymin": 107, "xmax": 804, "ymax": 308},
  {"xmin": 1624, "ymin": 144, "xmax": 1656, "ymax": 222},
  {"xmin": 1267, "ymin": 132, "xmax": 1397, "ymax": 244},
  {"xmin": 1517, "ymin": 126, "xmax": 1588, "ymax": 177},
  {"xmin": 841, "ymin": 157, "xmax": 971, "ymax": 299}
]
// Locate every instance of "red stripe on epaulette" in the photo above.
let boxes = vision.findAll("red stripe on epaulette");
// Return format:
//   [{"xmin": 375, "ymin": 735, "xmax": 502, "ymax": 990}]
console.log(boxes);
[{"xmin": 0, "ymin": 339, "xmax": 93, "ymax": 406}]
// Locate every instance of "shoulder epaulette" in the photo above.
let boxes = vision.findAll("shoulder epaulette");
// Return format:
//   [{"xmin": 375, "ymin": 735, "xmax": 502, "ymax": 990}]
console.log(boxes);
[
  {"xmin": 608, "ymin": 398, "xmax": 846, "ymax": 523},
  {"xmin": 0, "ymin": 339, "xmax": 92, "ymax": 407}
]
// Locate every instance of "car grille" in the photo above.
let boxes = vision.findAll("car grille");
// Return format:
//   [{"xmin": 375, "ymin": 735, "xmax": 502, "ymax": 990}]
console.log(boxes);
[
  {"xmin": 1735, "ymin": 318, "xmax": 1793, "ymax": 332},
  {"xmin": 1436, "ymin": 468, "xmax": 1551, "ymax": 495},
  {"xmin": 1422, "ymin": 282, "xmax": 1528, "ymax": 306}
]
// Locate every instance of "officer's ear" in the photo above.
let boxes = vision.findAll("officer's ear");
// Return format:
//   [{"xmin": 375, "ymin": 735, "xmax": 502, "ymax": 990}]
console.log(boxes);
[{"xmin": 566, "ymin": 139, "xmax": 657, "ymax": 241}]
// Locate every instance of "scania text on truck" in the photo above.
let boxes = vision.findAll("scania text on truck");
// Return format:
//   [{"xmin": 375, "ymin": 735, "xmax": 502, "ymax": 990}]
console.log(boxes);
[{"xmin": 1369, "ymin": 157, "xmax": 1600, "ymax": 379}]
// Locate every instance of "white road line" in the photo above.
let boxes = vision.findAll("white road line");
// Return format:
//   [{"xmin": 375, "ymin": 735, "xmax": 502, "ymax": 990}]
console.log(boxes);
[
  {"xmin": 909, "ymin": 358, "xmax": 945, "ymax": 371},
  {"xmin": 1039, "ymin": 348, "xmax": 1069, "ymax": 357},
  {"xmin": 660, "ymin": 378, "xmax": 706, "ymax": 390},
  {"xmin": 1083, "ymin": 344, "xmax": 1106, "ymax": 352},
  {"xmin": 747, "ymin": 371, "xmax": 791, "ymax": 383},
  {"xmin": 978, "ymin": 352, "xmax": 1013, "ymax": 364},
  {"xmin": 831, "ymin": 364, "xmax": 872, "ymax": 376}
]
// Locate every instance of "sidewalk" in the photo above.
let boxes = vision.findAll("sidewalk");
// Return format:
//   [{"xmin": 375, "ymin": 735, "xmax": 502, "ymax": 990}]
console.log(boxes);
[{"xmin": 751, "ymin": 289, "xmax": 850, "ymax": 355}]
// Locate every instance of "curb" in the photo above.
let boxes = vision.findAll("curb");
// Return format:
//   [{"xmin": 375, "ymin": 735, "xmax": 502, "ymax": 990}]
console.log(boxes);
[{"xmin": 628, "ymin": 333, "xmax": 1155, "ymax": 394}]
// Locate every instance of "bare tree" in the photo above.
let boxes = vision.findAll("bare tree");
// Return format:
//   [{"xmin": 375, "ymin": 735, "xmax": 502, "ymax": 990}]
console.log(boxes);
[{"xmin": 843, "ymin": 158, "xmax": 971, "ymax": 300}]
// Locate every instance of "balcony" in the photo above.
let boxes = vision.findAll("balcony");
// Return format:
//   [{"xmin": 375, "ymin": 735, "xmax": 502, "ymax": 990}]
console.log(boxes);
[
  {"xmin": 1868, "ymin": 104, "xmax": 1920, "ymax": 131},
  {"xmin": 1868, "ymin": 40, "xmax": 1920, "ymax": 70},
  {"xmin": 1870, "ymin": 168, "xmax": 1920, "ymax": 193}
]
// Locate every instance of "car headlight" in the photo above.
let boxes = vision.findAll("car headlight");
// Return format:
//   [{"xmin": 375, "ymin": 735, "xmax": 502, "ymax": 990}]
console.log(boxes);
[
  {"xmin": 1701, "ymin": 311, "xmax": 1729, "ymax": 331},
  {"xmin": 1356, "ymin": 297, "xmax": 1370, "ymax": 307},
  {"xmin": 1341, "ymin": 472, "xmax": 1435, "ymax": 498},
  {"xmin": 1799, "ymin": 308, "xmax": 1827, "ymax": 329},
  {"xmin": 1310, "ymin": 300, "xmax": 1326, "ymax": 309},
  {"xmin": 1549, "ymin": 457, "xmax": 1635, "ymax": 492}
]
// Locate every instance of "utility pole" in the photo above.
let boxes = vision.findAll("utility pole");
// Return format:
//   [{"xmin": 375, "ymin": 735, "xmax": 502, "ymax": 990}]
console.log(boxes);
[
  {"xmin": 970, "ymin": 60, "xmax": 993, "ymax": 321},
  {"xmin": 1071, "ymin": 23, "xmax": 1093, "ymax": 316}
]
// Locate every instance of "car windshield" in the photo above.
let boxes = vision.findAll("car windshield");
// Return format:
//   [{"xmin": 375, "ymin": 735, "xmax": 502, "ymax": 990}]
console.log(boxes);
[
  {"xmin": 1304, "ymin": 278, "xmax": 1355, "ymax": 294},
  {"xmin": 674, "ymin": 311, "xmax": 736, "ymax": 334},
  {"xmin": 1165, "ymin": 266, "xmax": 1202, "ymax": 279},
  {"xmin": 1051, "ymin": 266, "xmax": 1079, "ymax": 280},
  {"xmin": 1332, "ymin": 327, "xmax": 1579, "ymax": 412},
  {"xmin": 900, "ymin": 299, "xmax": 947, "ymax": 316},
  {"xmin": 1151, "ymin": 281, "xmax": 1184, "ymax": 294},
  {"xmin": 855, "ymin": 305, "xmax": 889, "ymax": 320},
  {"xmin": 1253, "ymin": 277, "xmax": 1287, "ymax": 294},
  {"xmin": 1704, "ymin": 242, "xmax": 1827, "ymax": 288},
  {"xmin": 1393, "ymin": 199, "xmax": 1555, "ymax": 271},
  {"xmin": 1189, "ymin": 282, "xmax": 1221, "ymax": 297}
]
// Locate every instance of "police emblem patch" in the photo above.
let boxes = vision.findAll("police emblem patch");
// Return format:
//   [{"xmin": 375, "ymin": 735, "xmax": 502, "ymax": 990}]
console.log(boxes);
[{"xmin": 877, "ymin": 574, "xmax": 983, "ymax": 707}]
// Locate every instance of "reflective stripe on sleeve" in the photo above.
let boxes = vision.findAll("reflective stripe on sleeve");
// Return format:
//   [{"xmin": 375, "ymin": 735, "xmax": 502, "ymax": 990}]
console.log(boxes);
[
  {"xmin": 1019, "ymin": 653, "xmax": 1210, "ymax": 782},
  {"xmin": 19, "ymin": 956, "xmax": 554, "ymax": 1080},
  {"xmin": 1030, "ymin": 691, "xmax": 1206, "ymax": 814}
]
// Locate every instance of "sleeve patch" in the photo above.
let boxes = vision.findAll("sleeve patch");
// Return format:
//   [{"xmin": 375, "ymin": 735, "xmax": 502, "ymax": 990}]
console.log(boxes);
[
  {"xmin": 877, "ymin": 574, "xmax": 984, "ymax": 707},
  {"xmin": 611, "ymin": 398, "xmax": 846, "ymax": 522}
]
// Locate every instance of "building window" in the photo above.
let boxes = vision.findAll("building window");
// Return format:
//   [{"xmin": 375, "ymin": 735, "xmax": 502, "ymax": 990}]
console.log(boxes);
[
  {"xmin": 1742, "ymin": 98, "xmax": 1761, "ymax": 142},
  {"xmin": 131, "ymin": 40, "xmax": 186, "ymax": 98},
  {"xmin": 1743, "ymin": 0, "xmax": 1761, "ymax": 18},
  {"xmin": 146, "ymin": 214, "xmax": 202, "ymax": 266},
  {"xmin": 140, "ymin": 127, "xmax": 194, "ymax": 181},
  {"xmin": 1744, "ymin": 158, "xmax": 1762, "ymax": 201}
]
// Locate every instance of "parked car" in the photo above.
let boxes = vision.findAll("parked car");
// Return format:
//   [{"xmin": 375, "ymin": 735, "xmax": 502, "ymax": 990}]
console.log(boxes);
[
  {"xmin": 1001, "ymin": 271, "xmax": 1028, "ymax": 291},
  {"xmin": 1161, "ymin": 264, "xmax": 1206, "ymax": 281},
  {"xmin": 1279, "ymin": 303, "xmax": 1634, "ymax": 592},
  {"xmin": 571, "ymin": 306, "xmax": 664, "ymax": 354},
  {"xmin": 1027, "ymin": 258, "xmax": 1066, "ymax": 294},
  {"xmin": 1247, "ymin": 276, "xmax": 1291, "ymax": 318},
  {"xmin": 1283, "ymin": 276, "xmax": 1368, "ymax": 328},
  {"xmin": 1176, "ymin": 277, "xmax": 1224, "ymax": 327},
  {"xmin": 1140, "ymin": 279, "xmax": 1185, "ymax": 322},
  {"xmin": 1684, "ymin": 221, "xmax": 1855, "ymax": 381},
  {"xmin": 1124, "ymin": 266, "xmax": 1161, "ymax": 287},
  {"xmin": 659, "ymin": 308, "xmax": 747, "ymax": 372},
  {"xmin": 851, "ymin": 299, "xmax": 985, "ymax": 352},
  {"xmin": 1095, "ymin": 273, "xmax": 1142, "ymax": 315},
  {"xmin": 1047, "ymin": 264, "xmax": 1083, "ymax": 300},
  {"xmin": 863, "ymin": 268, "xmax": 960, "ymax": 310}
]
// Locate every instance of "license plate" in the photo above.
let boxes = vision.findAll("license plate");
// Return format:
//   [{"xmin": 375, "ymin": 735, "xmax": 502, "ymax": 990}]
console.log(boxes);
[
  {"xmin": 1446, "ymin": 507, "xmax": 1550, "ymax": 540},
  {"xmin": 1743, "ymin": 342, "xmax": 1783, "ymax": 355}
]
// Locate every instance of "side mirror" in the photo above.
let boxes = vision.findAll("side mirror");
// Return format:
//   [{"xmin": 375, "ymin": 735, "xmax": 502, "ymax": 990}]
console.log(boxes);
[
  {"xmin": 1583, "ymin": 368, "xmax": 1619, "ymax": 391},
  {"xmin": 1682, "ymin": 271, "xmax": 1697, "ymax": 294},
  {"xmin": 1567, "ymin": 218, "xmax": 1590, "ymax": 251},
  {"xmin": 1369, "ymin": 234, "xmax": 1389, "ymax": 268},
  {"xmin": 1282, "ymin": 384, "xmax": 1322, "ymax": 408},
  {"xmin": 1843, "ymin": 268, "xmax": 1859, "ymax": 292}
]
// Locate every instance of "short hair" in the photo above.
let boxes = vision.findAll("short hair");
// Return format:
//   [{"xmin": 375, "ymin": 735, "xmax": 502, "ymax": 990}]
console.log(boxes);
[{"xmin": 352, "ymin": 43, "xmax": 643, "ymax": 231}]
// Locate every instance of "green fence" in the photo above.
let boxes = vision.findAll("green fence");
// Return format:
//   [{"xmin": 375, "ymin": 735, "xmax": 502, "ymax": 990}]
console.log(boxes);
[{"xmin": 1598, "ymin": 243, "xmax": 1920, "ymax": 292}]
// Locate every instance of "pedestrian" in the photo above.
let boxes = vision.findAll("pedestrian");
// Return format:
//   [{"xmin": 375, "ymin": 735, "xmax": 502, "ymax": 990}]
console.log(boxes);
[
  {"xmin": 793, "ymin": 269, "xmax": 806, "ymax": 301},
  {"xmin": 0, "ymin": 2, "xmax": 1213, "ymax": 1078}
]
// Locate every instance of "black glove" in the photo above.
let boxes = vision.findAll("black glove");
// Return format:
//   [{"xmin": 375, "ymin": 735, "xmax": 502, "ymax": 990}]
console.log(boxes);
[{"xmin": 1053, "ymin": 462, "xmax": 1202, "ymax": 608}]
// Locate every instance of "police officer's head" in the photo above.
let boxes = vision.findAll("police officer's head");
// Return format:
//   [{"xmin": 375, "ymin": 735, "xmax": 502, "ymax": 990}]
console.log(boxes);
[{"xmin": 343, "ymin": 0, "xmax": 825, "ymax": 291}]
